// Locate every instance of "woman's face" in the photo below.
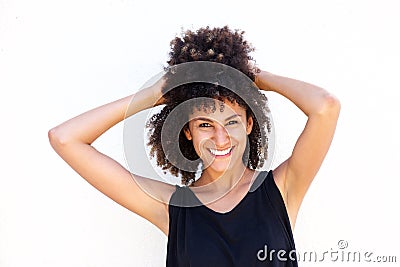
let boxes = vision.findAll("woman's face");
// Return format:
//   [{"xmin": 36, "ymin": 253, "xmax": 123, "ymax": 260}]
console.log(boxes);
[{"xmin": 184, "ymin": 99, "xmax": 253, "ymax": 174}]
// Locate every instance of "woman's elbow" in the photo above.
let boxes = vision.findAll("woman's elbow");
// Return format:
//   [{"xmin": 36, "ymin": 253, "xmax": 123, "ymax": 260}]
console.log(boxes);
[
  {"xmin": 320, "ymin": 93, "xmax": 341, "ymax": 117},
  {"xmin": 48, "ymin": 127, "xmax": 68, "ymax": 151}
]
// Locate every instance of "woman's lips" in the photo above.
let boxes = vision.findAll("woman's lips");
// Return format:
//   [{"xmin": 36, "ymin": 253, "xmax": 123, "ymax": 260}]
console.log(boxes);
[{"xmin": 208, "ymin": 146, "xmax": 234, "ymax": 158}]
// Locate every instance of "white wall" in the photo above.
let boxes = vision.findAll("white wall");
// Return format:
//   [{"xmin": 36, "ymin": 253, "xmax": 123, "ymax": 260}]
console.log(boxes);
[{"xmin": 1, "ymin": 0, "xmax": 399, "ymax": 266}]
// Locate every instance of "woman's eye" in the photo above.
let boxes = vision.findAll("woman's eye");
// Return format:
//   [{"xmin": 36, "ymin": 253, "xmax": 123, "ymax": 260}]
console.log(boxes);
[
  {"xmin": 227, "ymin": 120, "xmax": 238, "ymax": 125},
  {"xmin": 199, "ymin": 123, "xmax": 211, "ymax": 127}
]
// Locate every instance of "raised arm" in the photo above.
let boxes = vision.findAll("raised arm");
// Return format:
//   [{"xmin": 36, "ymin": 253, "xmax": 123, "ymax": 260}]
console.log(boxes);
[
  {"xmin": 255, "ymin": 70, "xmax": 341, "ymax": 228},
  {"xmin": 48, "ymin": 78, "xmax": 173, "ymax": 235}
]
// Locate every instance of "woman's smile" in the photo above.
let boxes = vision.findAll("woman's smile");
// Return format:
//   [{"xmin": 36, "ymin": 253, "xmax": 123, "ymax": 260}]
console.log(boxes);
[{"xmin": 208, "ymin": 146, "xmax": 234, "ymax": 158}]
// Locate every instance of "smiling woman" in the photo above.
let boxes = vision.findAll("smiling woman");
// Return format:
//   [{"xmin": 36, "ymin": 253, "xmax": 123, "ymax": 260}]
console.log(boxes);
[
  {"xmin": 48, "ymin": 25, "xmax": 340, "ymax": 267},
  {"xmin": 146, "ymin": 79, "xmax": 270, "ymax": 186},
  {"xmin": 183, "ymin": 99, "xmax": 253, "ymax": 181}
]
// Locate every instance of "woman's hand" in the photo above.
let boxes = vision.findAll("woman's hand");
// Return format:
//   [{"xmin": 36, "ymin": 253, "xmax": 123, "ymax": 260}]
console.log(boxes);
[
  {"xmin": 124, "ymin": 76, "xmax": 166, "ymax": 118},
  {"xmin": 255, "ymin": 70, "xmax": 340, "ymax": 117},
  {"xmin": 254, "ymin": 70, "xmax": 272, "ymax": 91}
]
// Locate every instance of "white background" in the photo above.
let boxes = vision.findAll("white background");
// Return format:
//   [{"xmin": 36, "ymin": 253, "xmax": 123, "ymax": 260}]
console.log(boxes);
[{"xmin": 1, "ymin": 0, "xmax": 399, "ymax": 266}]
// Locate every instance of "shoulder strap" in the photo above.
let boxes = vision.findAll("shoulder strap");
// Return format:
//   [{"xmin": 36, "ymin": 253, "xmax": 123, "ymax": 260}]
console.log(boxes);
[
  {"xmin": 169, "ymin": 185, "xmax": 202, "ymax": 207},
  {"xmin": 249, "ymin": 170, "xmax": 269, "ymax": 192}
]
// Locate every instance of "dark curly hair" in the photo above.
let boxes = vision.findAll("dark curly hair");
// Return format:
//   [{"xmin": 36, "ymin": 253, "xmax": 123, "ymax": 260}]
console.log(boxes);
[{"xmin": 146, "ymin": 26, "xmax": 271, "ymax": 185}]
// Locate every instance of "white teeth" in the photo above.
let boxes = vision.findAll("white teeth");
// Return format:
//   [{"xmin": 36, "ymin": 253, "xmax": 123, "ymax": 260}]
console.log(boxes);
[{"xmin": 209, "ymin": 147, "xmax": 232, "ymax": 156}]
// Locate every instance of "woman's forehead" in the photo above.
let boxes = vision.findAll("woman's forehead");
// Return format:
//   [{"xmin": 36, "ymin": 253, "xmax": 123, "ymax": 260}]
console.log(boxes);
[{"xmin": 188, "ymin": 99, "xmax": 246, "ymax": 120}]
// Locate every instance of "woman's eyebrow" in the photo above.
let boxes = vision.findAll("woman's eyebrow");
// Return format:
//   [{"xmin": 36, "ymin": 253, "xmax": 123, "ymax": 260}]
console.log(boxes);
[
  {"xmin": 225, "ymin": 114, "xmax": 241, "ymax": 121},
  {"xmin": 192, "ymin": 117, "xmax": 213, "ymax": 122},
  {"xmin": 192, "ymin": 114, "xmax": 241, "ymax": 122}
]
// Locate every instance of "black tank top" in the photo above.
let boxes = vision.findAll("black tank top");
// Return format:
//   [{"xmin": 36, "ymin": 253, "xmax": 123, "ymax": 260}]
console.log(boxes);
[{"xmin": 167, "ymin": 170, "xmax": 298, "ymax": 267}]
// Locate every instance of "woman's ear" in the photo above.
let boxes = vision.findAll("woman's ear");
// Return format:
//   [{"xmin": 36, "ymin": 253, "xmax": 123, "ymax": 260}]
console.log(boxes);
[
  {"xmin": 246, "ymin": 116, "xmax": 254, "ymax": 135},
  {"xmin": 184, "ymin": 126, "xmax": 192, "ymax": 140}
]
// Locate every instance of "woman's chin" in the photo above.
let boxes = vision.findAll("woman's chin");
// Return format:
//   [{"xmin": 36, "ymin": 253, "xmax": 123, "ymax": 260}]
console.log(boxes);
[
  {"xmin": 202, "ymin": 151, "xmax": 244, "ymax": 174},
  {"xmin": 204, "ymin": 161, "xmax": 238, "ymax": 175}
]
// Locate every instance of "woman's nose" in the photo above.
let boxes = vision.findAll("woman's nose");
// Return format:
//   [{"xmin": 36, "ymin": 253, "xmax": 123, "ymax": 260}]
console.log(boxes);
[{"xmin": 213, "ymin": 124, "xmax": 231, "ymax": 147}]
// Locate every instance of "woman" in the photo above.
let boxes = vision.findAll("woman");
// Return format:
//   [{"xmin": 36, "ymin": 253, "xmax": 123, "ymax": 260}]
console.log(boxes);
[{"xmin": 49, "ymin": 26, "xmax": 340, "ymax": 266}]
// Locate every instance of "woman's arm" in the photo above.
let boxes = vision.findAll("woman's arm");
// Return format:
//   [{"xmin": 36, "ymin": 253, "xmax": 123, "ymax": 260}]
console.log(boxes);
[
  {"xmin": 255, "ymin": 70, "xmax": 341, "ymax": 228},
  {"xmin": 48, "ymin": 78, "xmax": 173, "ymax": 235}
]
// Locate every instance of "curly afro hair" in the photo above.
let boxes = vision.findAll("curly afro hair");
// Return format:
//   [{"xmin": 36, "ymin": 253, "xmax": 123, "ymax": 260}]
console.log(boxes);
[{"xmin": 146, "ymin": 26, "xmax": 271, "ymax": 185}]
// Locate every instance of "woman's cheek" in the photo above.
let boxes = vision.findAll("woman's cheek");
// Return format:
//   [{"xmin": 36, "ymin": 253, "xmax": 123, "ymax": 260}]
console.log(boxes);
[
  {"xmin": 227, "ymin": 127, "xmax": 246, "ymax": 140},
  {"xmin": 192, "ymin": 135, "xmax": 209, "ymax": 158}
]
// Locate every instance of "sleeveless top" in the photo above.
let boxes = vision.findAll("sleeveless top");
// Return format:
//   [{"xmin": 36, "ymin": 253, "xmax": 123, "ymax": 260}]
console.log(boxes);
[{"xmin": 166, "ymin": 170, "xmax": 298, "ymax": 267}]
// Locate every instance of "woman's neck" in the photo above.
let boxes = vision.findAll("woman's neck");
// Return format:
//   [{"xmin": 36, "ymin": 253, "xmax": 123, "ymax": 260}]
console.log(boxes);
[{"xmin": 193, "ymin": 163, "xmax": 253, "ymax": 194}]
